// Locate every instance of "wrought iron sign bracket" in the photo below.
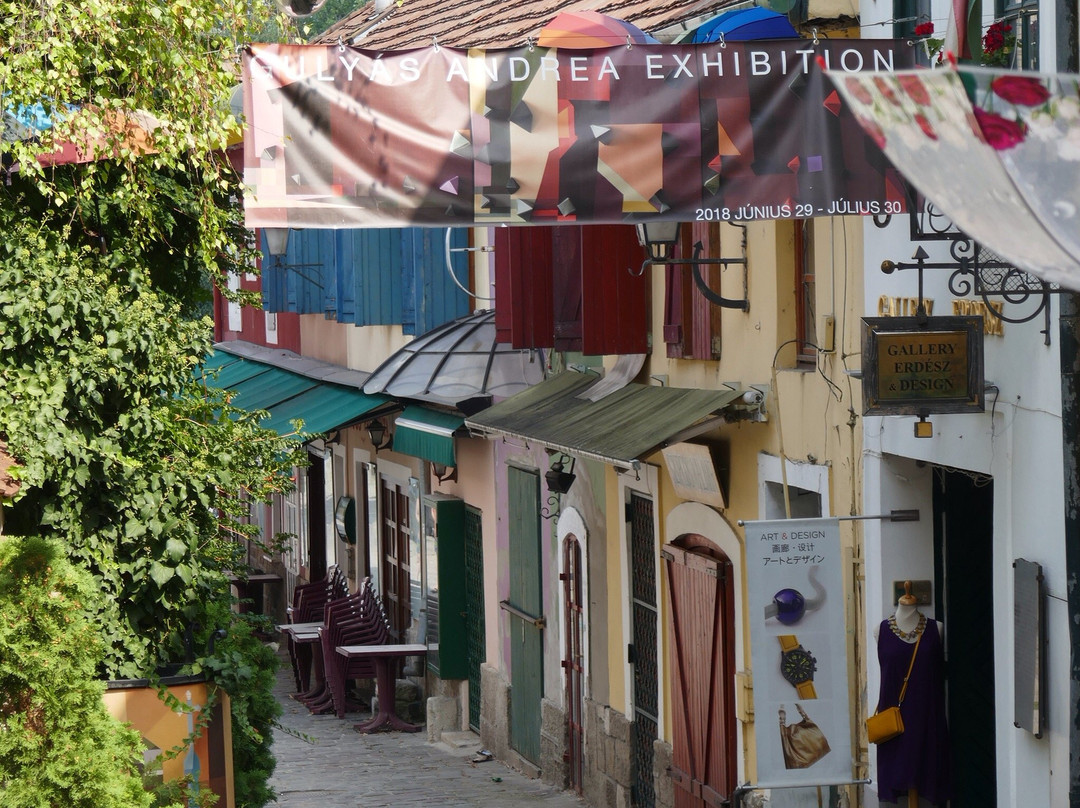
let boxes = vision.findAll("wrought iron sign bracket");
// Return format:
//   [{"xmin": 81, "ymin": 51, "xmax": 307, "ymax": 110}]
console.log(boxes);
[
  {"xmin": 638, "ymin": 241, "xmax": 750, "ymax": 311},
  {"xmin": 876, "ymin": 205, "xmax": 1063, "ymax": 345}
]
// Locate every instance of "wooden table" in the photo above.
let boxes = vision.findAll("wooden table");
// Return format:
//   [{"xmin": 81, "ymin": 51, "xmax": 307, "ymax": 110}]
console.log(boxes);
[
  {"xmin": 335, "ymin": 643, "xmax": 427, "ymax": 733},
  {"xmin": 279, "ymin": 623, "xmax": 325, "ymax": 699},
  {"xmin": 278, "ymin": 621, "xmax": 324, "ymax": 634}
]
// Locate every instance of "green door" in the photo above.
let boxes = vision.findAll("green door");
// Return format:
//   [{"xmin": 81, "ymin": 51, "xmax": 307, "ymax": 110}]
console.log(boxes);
[
  {"xmin": 465, "ymin": 505, "xmax": 486, "ymax": 731},
  {"xmin": 508, "ymin": 466, "xmax": 543, "ymax": 765}
]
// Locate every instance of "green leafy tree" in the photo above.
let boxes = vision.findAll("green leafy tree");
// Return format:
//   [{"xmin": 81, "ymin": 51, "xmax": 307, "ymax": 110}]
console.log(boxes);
[
  {"xmin": 1, "ymin": 2, "xmax": 310, "ymax": 805},
  {"xmin": 0, "ymin": 535, "xmax": 152, "ymax": 808},
  {"xmin": 0, "ymin": 214, "xmax": 304, "ymax": 676}
]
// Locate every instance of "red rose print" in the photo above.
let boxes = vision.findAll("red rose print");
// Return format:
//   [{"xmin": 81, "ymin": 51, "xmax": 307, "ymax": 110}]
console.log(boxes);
[
  {"xmin": 845, "ymin": 77, "xmax": 873, "ymax": 106},
  {"xmin": 973, "ymin": 106, "xmax": 1026, "ymax": 150},
  {"xmin": 914, "ymin": 113, "xmax": 938, "ymax": 140},
  {"xmin": 991, "ymin": 76, "xmax": 1052, "ymax": 106},
  {"xmin": 898, "ymin": 74, "xmax": 931, "ymax": 106},
  {"xmin": 873, "ymin": 76, "xmax": 901, "ymax": 107},
  {"xmin": 858, "ymin": 116, "xmax": 887, "ymax": 150},
  {"xmin": 914, "ymin": 21, "xmax": 935, "ymax": 35}
]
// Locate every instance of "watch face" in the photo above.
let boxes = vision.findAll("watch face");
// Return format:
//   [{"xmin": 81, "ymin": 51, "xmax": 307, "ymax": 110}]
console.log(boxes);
[
  {"xmin": 781, "ymin": 647, "xmax": 817, "ymax": 685},
  {"xmin": 773, "ymin": 588, "xmax": 806, "ymax": 625}
]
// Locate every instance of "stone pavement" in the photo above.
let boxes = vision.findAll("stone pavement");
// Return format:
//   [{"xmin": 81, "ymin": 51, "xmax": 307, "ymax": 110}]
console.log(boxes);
[{"xmin": 267, "ymin": 651, "xmax": 587, "ymax": 808}]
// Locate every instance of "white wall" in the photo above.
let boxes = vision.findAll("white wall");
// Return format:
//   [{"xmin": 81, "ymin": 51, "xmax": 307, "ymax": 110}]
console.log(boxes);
[{"xmin": 861, "ymin": 206, "xmax": 1067, "ymax": 805}]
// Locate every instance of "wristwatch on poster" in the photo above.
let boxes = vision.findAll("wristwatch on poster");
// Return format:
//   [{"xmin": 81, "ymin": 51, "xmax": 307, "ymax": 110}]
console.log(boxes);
[{"xmin": 778, "ymin": 634, "xmax": 818, "ymax": 699}]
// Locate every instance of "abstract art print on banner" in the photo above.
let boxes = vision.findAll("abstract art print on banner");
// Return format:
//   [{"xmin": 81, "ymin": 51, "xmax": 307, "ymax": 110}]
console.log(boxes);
[
  {"xmin": 242, "ymin": 41, "xmax": 913, "ymax": 229},
  {"xmin": 744, "ymin": 518, "xmax": 851, "ymax": 786}
]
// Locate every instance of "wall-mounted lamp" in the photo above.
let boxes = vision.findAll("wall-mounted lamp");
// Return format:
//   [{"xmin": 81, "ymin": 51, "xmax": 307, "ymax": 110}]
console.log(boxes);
[
  {"xmin": 265, "ymin": 227, "xmax": 290, "ymax": 258},
  {"xmin": 431, "ymin": 462, "xmax": 458, "ymax": 483},
  {"xmin": 262, "ymin": 227, "xmax": 325, "ymax": 290},
  {"xmin": 545, "ymin": 457, "xmax": 576, "ymax": 495},
  {"xmin": 633, "ymin": 221, "xmax": 750, "ymax": 311},
  {"xmin": 636, "ymin": 220, "xmax": 681, "ymax": 263},
  {"xmin": 366, "ymin": 419, "xmax": 391, "ymax": 452}
]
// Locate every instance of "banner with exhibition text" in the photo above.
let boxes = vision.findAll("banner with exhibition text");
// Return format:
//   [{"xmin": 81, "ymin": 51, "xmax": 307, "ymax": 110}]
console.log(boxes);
[
  {"xmin": 242, "ymin": 40, "xmax": 913, "ymax": 229},
  {"xmin": 743, "ymin": 517, "xmax": 852, "ymax": 787}
]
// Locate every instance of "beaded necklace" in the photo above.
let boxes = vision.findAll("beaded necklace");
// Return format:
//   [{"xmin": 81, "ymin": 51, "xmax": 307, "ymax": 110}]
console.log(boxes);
[{"xmin": 888, "ymin": 612, "xmax": 926, "ymax": 642}]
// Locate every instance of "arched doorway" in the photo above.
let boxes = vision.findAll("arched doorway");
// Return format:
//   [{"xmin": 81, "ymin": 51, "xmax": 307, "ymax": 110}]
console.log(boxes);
[{"xmin": 663, "ymin": 533, "xmax": 736, "ymax": 807}]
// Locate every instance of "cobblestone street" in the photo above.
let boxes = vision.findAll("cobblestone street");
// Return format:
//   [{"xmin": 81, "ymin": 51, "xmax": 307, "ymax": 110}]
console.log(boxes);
[{"xmin": 267, "ymin": 651, "xmax": 586, "ymax": 808}]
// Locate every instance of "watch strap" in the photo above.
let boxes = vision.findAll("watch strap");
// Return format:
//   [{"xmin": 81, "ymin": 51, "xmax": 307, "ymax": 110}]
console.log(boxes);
[
  {"xmin": 778, "ymin": 634, "xmax": 800, "ymax": 652},
  {"xmin": 796, "ymin": 680, "xmax": 817, "ymax": 699}
]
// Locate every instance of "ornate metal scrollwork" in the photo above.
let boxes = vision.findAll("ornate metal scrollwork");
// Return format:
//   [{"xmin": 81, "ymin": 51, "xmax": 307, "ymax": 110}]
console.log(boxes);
[{"xmin": 876, "ymin": 197, "xmax": 1060, "ymax": 344}]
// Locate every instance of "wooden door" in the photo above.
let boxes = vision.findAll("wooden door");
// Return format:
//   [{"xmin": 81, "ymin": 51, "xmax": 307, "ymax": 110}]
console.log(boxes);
[
  {"xmin": 465, "ymin": 505, "xmax": 486, "ymax": 731},
  {"xmin": 508, "ymin": 466, "xmax": 543, "ymax": 764},
  {"xmin": 306, "ymin": 458, "xmax": 327, "ymax": 582},
  {"xmin": 562, "ymin": 535, "xmax": 585, "ymax": 793},
  {"xmin": 380, "ymin": 479, "xmax": 411, "ymax": 641},
  {"xmin": 663, "ymin": 536, "xmax": 736, "ymax": 808}
]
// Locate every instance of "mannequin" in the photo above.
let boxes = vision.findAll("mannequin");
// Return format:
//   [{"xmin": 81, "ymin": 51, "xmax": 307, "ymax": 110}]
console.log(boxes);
[{"xmin": 873, "ymin": 582, "xmax": 951, "ymax": 807}]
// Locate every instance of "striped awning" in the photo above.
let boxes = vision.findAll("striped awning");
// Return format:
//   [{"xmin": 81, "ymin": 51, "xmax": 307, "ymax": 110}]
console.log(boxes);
[{"xmin": 391, "ymin": 406, "xmax": 464, "ymax": 466}]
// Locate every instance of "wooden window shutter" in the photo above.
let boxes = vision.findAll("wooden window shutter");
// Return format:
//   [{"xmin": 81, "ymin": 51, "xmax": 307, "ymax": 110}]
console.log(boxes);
[
  {"xmin": 664, "ymin": 223, "xmax": 723, "ymax": 360},
  {"xmin": 552, "ymin": 226, "xmax": 583, "ymax": 352},
  {"xmin": 494, "ymin": 227, "xmax": 555, "ymax": 349},
  {"xmin": 580, "ymin": 225, "xmax": 648, "ymax": 355}
]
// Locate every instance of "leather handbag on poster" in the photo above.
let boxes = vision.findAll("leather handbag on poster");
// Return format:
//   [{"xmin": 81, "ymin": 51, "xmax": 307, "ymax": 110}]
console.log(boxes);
[
  {"xmin": 779, "ymin": 704, "xmax": 831, "ymax": 769},
  {"xmin": 867, "ymin": 632, "xmax": 922, "ymax": 744}
]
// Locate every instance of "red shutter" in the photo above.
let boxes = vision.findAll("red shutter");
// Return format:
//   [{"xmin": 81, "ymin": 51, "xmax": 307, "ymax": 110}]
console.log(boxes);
[
  {"xmin": 580, "ymin": 225, "xmax": 648, "ymax": 355},
  {"xmin": 494, "ymin": 227, "xmax": 555, "ymax": 349},
  {"xmin": 690, "ymin": 221, "xmax": 722, "ymax": 360},
  {"xmin": 552, "ymin": 226, "xmax": 583, "ymax": 352}
]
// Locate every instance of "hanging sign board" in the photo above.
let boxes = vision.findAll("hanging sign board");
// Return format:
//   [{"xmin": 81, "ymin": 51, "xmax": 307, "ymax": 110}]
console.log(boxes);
[
  {"xmin": 861, "ymin": 316, "xmax": 984, "ymax": 415},
  {"xmin": 242, "ymin": 40, "xmax": 912, "ymax": 229},
  {"xmin": 744, "ymin": 517, "xmax": 851, "ymax": 786}
]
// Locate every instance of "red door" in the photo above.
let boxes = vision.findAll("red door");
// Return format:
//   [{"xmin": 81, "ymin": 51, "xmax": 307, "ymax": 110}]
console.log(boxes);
[
  {"xmin": 562, "ymin": 535, "xmax": 585, "ymax": 793},
  {"xmin": 663, "ymin": 536, "xmax": 736, "ymax": 808}
]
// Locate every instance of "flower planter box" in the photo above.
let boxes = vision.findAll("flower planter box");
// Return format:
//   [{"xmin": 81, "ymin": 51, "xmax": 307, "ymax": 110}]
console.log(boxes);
[{"xmin": 103, "ymin": 673, "xmax": 234, "ymax": 808}]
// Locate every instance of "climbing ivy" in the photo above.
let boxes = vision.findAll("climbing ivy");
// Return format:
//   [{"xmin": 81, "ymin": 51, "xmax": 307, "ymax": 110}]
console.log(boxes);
[
  {"xmin": 1, "ymin": 2, "xmax": 318, "ymax": 804},
  {"xmin": 0, "ymin": 213, "xmax": 305, "ymax": 676}
]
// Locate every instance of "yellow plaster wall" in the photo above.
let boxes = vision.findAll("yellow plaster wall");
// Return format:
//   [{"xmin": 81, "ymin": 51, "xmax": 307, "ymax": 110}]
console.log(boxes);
[{"xmin": 622, "ymin": 215, "xmax": 866, "ymax": 781}]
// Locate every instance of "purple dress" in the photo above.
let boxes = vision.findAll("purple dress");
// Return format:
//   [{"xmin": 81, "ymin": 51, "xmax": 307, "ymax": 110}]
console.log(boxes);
[{"xmin": 875, "ymin": 617, "xmax": 951, "ymax": 804}]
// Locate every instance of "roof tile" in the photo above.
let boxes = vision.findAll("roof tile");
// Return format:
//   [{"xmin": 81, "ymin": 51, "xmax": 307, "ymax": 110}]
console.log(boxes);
[{"xmin": 313, "ymin": 0, "xmax": 746, "ymax": 49}]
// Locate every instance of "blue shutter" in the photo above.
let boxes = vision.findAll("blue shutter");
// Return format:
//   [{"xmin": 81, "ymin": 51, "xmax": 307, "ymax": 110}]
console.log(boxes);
[
  {"xmin": 292, "ymin": 230, "xmax": 332, "ymax": 315},
  {"xmin": 401, "ymin": 229, "xmax": 418, "ymax": 335},
  {"xmin": 352, "ymin": 229, "xmax": 404, "ymax": 326},
  {"xmin": 402, "ymin": 228, "xmax": 471, "ymax": 335},
  {"xmin": 334, "ymin": 230, "xmax": 356, "ymax": 324}
]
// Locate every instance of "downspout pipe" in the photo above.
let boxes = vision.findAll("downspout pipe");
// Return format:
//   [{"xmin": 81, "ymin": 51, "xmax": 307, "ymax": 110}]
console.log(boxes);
[{"xmin": 1060, "ymin": 9, "xmax": 1078, "ymax": 805}]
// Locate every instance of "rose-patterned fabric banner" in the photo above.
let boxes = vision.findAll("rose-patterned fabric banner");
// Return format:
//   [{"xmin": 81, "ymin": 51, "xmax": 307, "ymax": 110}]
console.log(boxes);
[
  {"xmin": 830, "ymin": 66, "xmax": 1080, "ymax": 289},
  {"xmin": 242, "ymin": 41, "xmax": 913, "ymax": 229}
]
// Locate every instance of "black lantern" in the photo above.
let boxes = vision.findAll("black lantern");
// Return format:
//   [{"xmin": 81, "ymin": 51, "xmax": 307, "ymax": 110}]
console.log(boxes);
[
  {"xmin": 545, "ymin": 459, "xmax": 576, "ymax": 495},
  {"xmin": 366, "ymin": 420, "xmax": 390, "ymax": 451}
]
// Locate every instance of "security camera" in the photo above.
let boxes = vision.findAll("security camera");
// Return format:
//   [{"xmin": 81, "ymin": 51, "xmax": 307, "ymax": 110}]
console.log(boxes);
[{"xmin": 742, "ymin": 389, "xmax": 764, "ymax": 405}]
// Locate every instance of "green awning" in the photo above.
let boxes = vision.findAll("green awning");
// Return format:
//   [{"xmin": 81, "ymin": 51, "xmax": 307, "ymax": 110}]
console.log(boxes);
[
  {"xmin": 261, "ymin": 385, "xmax": 388, "ymax": 437},
  {"xmin": 391, "ymin": 406, "xmax": 464, "ymax": 466},
  {"xmin": 228, "ymin": 369, "xmax": 318, "ymax": 412},
  {"xmin": 197, "ymin": 350, "xmax": 389, "ymax": 439},
  {"xmin": 465, "ymin": 372, "xmax": 742, "ymax": 471}
]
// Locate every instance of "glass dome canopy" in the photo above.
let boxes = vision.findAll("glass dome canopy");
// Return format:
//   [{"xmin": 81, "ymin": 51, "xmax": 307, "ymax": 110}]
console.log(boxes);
[{"xmin": 362, "ymin": 310, "xmax": 546, "ymax": 409}]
